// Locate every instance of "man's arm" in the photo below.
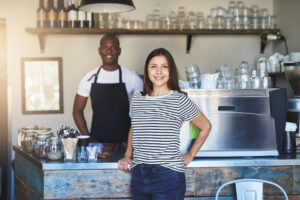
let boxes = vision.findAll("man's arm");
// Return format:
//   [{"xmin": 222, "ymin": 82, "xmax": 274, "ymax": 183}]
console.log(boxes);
[{"xmin": 73, "ymin": 94, "xmax": 89, "ymax": 135}]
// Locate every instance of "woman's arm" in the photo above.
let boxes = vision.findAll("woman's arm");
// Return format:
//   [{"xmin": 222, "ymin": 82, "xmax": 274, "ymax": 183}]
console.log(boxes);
[
  {"xmin": 182, "ymin": 112, "xmax": 211, "ymax": 167},
  {"xmin": 118, "ymin": 127, "xmax": 133, "ymax": 172}
]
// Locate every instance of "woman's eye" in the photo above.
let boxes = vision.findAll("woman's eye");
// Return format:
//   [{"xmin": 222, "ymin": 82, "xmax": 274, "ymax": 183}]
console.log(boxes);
[
  {"xmin": 163, "ymin": 65, "xmax": 169, "ymax": 68},
  {"xmin": 150, "ymin": 65, "xmax": 156, "ymax": 68}
]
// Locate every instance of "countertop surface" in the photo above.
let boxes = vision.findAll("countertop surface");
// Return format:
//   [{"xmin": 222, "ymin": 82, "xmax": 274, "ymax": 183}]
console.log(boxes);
[{"xmin": 13, "ymin": 145, "xmax": 300, "ymax": 170}]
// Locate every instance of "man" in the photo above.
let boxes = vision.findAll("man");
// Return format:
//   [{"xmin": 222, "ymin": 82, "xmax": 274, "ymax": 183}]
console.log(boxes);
[{"xmin": 73, "ymin": 34, "xmax": 143, "ymax": 143}]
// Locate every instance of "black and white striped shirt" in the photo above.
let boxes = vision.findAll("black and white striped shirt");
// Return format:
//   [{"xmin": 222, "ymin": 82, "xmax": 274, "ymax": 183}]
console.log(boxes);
[{"xmin": 130, "ymin": 90, "xmax": 200, "ymax": 172}]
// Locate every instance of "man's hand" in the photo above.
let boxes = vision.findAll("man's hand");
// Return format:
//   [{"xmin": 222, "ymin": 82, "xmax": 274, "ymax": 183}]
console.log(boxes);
[{"xmin": 118, "ymin": 156, "xmax": 133, "ymax": 172}]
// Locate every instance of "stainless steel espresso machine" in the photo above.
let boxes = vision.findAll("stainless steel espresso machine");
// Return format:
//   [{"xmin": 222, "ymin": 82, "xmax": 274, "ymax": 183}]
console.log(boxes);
[
  {"xmin": 284, "ymin": 62, "xmax": 300, "ymax": 133},
  {"xmin": 180, "ymin": 88, "xmax": 286, "ymax": 157}
]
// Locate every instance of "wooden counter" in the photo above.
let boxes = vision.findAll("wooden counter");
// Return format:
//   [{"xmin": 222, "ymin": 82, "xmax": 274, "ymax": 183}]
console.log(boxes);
[{"xmin": 13, "ymin": 145, "xmax": 300, "ymax": 200}]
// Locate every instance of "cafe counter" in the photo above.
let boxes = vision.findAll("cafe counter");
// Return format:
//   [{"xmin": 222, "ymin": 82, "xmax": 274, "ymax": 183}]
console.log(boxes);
[{"xmin": 13, "ymin": 145, "xmax": 300, "ymax": 200}]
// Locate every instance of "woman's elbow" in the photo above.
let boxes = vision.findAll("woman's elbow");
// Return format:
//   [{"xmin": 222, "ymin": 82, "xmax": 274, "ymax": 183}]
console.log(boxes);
[{"xmin": 205, "ymin": 120, "xmax": 212, "ymax": 135}]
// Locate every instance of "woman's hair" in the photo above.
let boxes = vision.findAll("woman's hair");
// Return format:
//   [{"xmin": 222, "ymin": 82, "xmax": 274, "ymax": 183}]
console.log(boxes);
[{"xmin": 141, "ymin": 48, "xmax": 184, "ymax": 96}]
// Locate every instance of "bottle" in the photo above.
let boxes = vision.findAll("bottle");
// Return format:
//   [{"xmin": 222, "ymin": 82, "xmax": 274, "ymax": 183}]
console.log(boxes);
[
  {"xmin": 68, "ymin": 0, "xmax": 79, "ymax": 28},
  {"xmin": 86, "ymin": 12, "xmax": 93, "ymax": 28},
  {"xmin": 47, "ymin": 0, "xmax": 58, "ymax": 28},
  {"xmin": 77, "ymin": 0, "xmax": 86, "ymax": 28},
  {"xmin": 57, "ymin": 0, "xmax": 67, "ymax": 28},
  {"xmin": 37, "ymin": 0, "xmax": 47, "ymax": 28}
]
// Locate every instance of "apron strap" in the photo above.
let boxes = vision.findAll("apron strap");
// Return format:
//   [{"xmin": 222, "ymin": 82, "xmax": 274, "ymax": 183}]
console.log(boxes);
[
  {"xmin": 87, "ymin": 66, "xmax": 101, "ymax": 82},
  {"xmin": 94, "ymin": 67, "xmax": 102, "ymax": 83},
  {"xmin": 119, "ymin": 66, "xmax": 123, "ymax": 83},
  {"xmin": 88, "ymin": 66, "xmax": 121, "ymax": 83}
]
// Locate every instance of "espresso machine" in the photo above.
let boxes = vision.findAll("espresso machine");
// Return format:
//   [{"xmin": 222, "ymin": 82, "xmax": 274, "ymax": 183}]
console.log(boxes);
[
  {"xmin": 180, "ymin": 88, "xmax": 286, "ymax": 157},
  {"xmin": 284, "ymin": 62, "xmax": 300, "ymax": 133}
]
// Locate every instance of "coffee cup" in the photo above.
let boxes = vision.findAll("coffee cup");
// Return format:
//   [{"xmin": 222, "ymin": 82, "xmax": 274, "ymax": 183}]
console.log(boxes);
[{"xmin": 77, "ymin": 135, "xmax": 90, "ymax": 147}]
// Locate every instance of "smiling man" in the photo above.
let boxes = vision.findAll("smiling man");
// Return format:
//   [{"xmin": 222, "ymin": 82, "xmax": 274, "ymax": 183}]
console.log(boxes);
[{"xmin": 73, "ymin": 34, "xmax": 143, "ymax": 143}]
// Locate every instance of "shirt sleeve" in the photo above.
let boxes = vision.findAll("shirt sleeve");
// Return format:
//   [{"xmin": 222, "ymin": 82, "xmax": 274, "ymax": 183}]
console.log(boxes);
[
  {"xmin": 77, "ymin": 73, "xmax": 94, "ymax": 97},
  {"xmin": 179, "ymin": 94, "xmax": 201, "ymax": 121},
  {"xmin": 133, "ymin": 72, "xmax": 144, "ymax": 92},
  {"xmin": 129, "ymin": 93, "xmax": 136, "ymax": 118}
]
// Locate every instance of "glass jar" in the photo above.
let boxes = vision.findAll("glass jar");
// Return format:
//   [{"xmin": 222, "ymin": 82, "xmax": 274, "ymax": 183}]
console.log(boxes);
[
  {"xmin": 22, "ymin": 130, "xmax": 35, "ymax": 153},
  {"xmin": 47, "ymin": 137, "xmax": 63, "ymax": 160},
  {"xmin": 34, "ymin": 130, "xmax": 52, "ymax": 158},
  {"xmin": 19, "ymin": 126, "xmax": 39, "ymax": 149}
]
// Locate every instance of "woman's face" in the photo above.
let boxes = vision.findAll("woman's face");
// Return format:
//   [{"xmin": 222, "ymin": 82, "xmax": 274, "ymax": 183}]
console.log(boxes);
[{"xmin": 147, "ymin": 55, "xmax": 170, "ymax": 89}]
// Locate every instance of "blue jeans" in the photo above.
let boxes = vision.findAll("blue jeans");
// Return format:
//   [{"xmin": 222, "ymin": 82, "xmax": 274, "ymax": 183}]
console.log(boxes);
[{"xmin": 131, "ymin": 164, "xmax": 186, "ymax": 200}]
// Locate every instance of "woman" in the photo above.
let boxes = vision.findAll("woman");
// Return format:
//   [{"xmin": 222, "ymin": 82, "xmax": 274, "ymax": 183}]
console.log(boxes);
[{"xmin": 118, "ymin": 48, "xmax": 211, "ymax": 200}]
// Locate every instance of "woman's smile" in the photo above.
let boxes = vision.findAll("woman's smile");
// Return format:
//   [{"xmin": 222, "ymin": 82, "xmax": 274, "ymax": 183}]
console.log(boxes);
[{"xmin": 148, "ymin": 55, "xmax": 170, "ymax": 89}]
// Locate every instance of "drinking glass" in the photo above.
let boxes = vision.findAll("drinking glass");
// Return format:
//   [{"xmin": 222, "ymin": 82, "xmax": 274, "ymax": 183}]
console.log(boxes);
[
  {"xmin": 237, "ymin": 1, "xmax": 245, "ymax": 9},
  {"xmin": 233, "ymin": 16, "xmax": 242, "ymax": 29},
  {"xmin": 187, "ymin": 11, "xmax": 197, "ymax": 29},
  {"xmin": 225, "ymin": 17, "xmax": 232, "ymax": 29},
  {"xmin": 206, "ymin": 16, "xmax": 215, "ymax": 29},
  {"xmin": 161, "ymin": 16, "xmax": 171, "ymax": 29},
  {"xmin": 87, "ymin": 146, "xmax": 98, "ymax": 162},
  {"xmin": 260, "ymin": 8, "xmax": 269, "ymax": 18},
  {"xmin": 216, "ymin": 16, "xmax": 225, "ymax": 29},
  {"xmin": 238, "ymin": 61, "xmax": 250, "ymax": 89},
  {"xmin": 146, "ymin": 14, "xmax": 155, "ymax": 29},
  {"xmin": 261, "ymin": 76, "xmax": 272, "ymax": 88},
  {"xmin": 196, "ymin": 12, "xmax": 204, "ymax": 29},
  {"xmin": 169, "ymin": 11, "xmax": 178, "ymax": 29},
  {"xmin": 267, "ymin": 16, "xmax": 277, "ymax": 29},
  {"xmin": 177, "ymin": 6, "xmax": 186, "ymax": 29},
  {"xmin": 228, "ymin": 1, "xmax": 236, "ymax": 9},
  {"xmin": 217, "ymin": 7, "xmax": 226, "ymax": 17},
  {"xmin": 261, "ymin": 17, "xmax": 268, "ymax": 29},
  {"xmin": 211, "ymin": 8, "xmax": 218, "ymax": 18},
  {"xmin": 242, "ymin": 16, "xmax": 251, "ymax": 29},
  {"xmin": 221, "ymin": 65, "xmax": 234, "ymax": 89},
  {"xmin": 185, "ymin": 64, "xmax": 201, "ymax": 89},
  {"xmin": 251, "ymin": 69, "xmax": 261, "ymax": 89},
  {"xmin": 252, "ymin": 17, "xmax": 260, "ymax": 29}
]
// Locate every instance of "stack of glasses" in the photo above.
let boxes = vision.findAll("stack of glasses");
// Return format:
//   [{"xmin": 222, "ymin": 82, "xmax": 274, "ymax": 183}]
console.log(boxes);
[{"xmin": 185, "ymin": 64, "xmax": 201, "ymax": 89}]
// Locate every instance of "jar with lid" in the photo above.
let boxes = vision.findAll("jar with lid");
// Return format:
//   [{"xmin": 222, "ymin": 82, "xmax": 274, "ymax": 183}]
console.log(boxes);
[
  {"xmin": 34, "ymin": 130, "xmax": 52, "ymax": 158},
  {"xmin": 22, "ymin": 129, "xmax": 35, "ymax": 153},
  {"xmin": 47, "ymin": 137, "xmax": 63, "ymax": 160},
  {"xmin": 19, "ymin": 126, "xmax": 39, "ymax": 149}
]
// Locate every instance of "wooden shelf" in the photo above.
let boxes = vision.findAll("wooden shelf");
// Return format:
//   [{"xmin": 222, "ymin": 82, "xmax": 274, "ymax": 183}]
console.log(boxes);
[{"xmin": 25, "ymin": 27, "xmax": 280, "ymax": 53}]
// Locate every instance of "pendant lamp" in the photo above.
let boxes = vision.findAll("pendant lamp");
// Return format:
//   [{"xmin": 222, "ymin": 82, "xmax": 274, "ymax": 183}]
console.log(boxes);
[{"xmin": 79, "ymin": 0, "xmax": 135, "ymax": 13}]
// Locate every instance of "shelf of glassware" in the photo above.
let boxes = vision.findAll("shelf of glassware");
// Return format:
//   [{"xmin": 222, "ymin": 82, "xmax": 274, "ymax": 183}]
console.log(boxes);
[{"xmin": 25, "ymin": 27, "xmax": 280, "ymax": 53}]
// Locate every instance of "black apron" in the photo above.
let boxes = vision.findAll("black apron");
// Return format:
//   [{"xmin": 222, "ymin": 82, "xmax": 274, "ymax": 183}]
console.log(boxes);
[{"xmin": 90, "ymin": 66, "xmax": 130, "ymax": 143}]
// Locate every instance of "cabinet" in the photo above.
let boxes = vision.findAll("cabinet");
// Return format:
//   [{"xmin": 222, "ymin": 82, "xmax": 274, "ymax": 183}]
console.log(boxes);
[{"xmin": 25, "ymin": 27, "xmax": 280, "ymax": 53}]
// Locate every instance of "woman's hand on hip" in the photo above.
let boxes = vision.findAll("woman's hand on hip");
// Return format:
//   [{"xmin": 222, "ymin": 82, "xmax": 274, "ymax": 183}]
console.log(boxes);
[
  {"xmin": 118, "ymin": 156, "xmax": 133, "ymax": 172},
  {"xmin": 182, "ymin": 153, "xmax": 194, "ymax": 167}
]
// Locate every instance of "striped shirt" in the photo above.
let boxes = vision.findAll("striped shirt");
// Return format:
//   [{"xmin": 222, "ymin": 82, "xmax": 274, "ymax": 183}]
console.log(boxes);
[{"xmin": 129, "ymin": 90, "xmax": 200, "ymax": 172}]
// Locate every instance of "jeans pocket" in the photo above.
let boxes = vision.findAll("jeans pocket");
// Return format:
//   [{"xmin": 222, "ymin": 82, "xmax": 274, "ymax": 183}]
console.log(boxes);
[{"xmin": 152, "ymin": 165, "xmax": 173, "ymax": 174}]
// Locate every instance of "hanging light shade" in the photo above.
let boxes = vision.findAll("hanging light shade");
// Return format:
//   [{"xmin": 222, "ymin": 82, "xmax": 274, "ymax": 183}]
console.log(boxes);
[{"xmin": 79, "ymin": 0, "xmax": 135, "ymax": 13}]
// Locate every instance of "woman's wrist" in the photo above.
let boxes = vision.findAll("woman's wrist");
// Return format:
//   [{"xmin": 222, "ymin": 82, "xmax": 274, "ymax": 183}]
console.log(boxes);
[{"xmin": 124, "ymin": 153, "xmax": 132, "ymax": 159}]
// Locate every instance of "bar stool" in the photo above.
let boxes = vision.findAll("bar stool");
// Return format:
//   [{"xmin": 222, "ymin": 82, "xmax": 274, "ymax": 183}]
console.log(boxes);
[{"xmin": 215, "ymin": 178, "xmax": 288, "ymax": 200}]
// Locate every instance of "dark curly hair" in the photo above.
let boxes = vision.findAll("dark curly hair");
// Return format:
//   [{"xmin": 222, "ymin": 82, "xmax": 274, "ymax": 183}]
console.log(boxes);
[{"xmin": 142, "ymin": 48, "xmax": 184, "ymax": 96}]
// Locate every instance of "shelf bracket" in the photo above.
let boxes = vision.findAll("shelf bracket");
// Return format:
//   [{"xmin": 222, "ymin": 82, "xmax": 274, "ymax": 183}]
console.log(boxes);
[
  {"xmin": 186, "ymin": 34, "xmax": 193, "ymax": 54},
  {"xmin": 38, "ymin": 34, "xmax": 45, "ymax": 53}
]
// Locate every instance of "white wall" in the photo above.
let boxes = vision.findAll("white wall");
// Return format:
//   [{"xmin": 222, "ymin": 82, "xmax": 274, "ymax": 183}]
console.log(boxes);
[{"xmin": 0, "ymin": 0, "xmax": 274, "ymax": 146}]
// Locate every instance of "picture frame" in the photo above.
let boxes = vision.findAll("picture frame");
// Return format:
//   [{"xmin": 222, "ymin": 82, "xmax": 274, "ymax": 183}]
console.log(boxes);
[{"xmin": 21, "ymin": 57, "xmax": 63, "ymax": 114}]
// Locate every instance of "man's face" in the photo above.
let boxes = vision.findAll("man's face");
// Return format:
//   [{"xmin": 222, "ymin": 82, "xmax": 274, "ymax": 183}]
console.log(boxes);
[{"xmin": 98, "ymin": 37, "xmax": 121, "ymax": 66}]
